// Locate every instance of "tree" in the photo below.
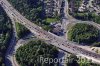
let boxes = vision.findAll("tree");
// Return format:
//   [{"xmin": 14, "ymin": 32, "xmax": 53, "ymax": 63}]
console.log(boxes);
[
  {"xmin": 0, "ymin": 6, "xmax": 12, "ymax": 66},
  {"xmin": 68, "ymin": 23, "xmax": 99, "ymax": 44},
  {"xmin": 15, "ymin": 22, "xmax": 30, "ymax": 39},
  {"xmin": 16, "ymin": 40, "xmax": 59, "ymax": 66},
  {"xmin": 67, "ymin": 54, "xmax": 79, "ymax": 66}
]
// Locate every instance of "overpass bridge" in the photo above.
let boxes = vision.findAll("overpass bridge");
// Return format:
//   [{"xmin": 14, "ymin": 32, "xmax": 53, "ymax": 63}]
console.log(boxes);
[{"xmin": 0, "ymin": 0, "xmax": 100, "ymax": 65}]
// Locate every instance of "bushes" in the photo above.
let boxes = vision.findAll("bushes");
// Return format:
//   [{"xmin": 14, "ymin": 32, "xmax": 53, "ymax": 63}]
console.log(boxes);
[
  {"xmin": 68, "ymin": 23, "xmax": 99, "ymax": 44},
  {"xmin": 15, "ymin": 22, "xmax": 30, "ymax": 39},
  {"xmin": 16, "ymin": 40, "xmax": 58, "ymax": 66}
]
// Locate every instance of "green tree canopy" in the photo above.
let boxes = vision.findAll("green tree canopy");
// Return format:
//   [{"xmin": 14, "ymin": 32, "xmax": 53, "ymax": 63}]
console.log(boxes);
[
  {"xmin": 0, "ymin": 6, "xmax": 13, "ymax": 66},
  {"xmin": 16, "ymin": 40, "xmax": 58, "ymax": 66},
  {"xmin": 68, "ymin": 23, "xmax": 99, "ymax": 44}
]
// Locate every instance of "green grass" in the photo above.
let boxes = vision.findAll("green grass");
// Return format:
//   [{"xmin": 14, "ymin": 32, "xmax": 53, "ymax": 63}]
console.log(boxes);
[
  {"xmin": 46, "ymin": 18, "xmax": 59, "ymax": 23},
  {"xmin": 15, "ymin": 22, "xmax": 30, "ymax": 39}
]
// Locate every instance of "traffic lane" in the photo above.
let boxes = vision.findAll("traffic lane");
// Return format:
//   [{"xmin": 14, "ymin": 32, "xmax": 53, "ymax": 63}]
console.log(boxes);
[{"xmin": 1, "ymin": 0, "xmax": 100, "ymax": 61}]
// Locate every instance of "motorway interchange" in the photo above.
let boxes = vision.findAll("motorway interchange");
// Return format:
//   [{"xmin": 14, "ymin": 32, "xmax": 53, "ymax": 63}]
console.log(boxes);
[{"xmin": 0, "ymin": 0, "xmax": 100, "ymax": 65}]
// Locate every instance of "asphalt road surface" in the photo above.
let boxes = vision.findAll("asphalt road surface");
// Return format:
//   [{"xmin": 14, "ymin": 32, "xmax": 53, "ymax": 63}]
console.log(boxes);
[{"xmin": 0, "ymin": 0, "xmax": 100, "ymax": 65}]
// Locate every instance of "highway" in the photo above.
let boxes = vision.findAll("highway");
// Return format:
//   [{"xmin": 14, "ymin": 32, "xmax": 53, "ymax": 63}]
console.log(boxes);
[{"xmin": 0, "ymin": 0, "xmax": 100, "ymax": 65}]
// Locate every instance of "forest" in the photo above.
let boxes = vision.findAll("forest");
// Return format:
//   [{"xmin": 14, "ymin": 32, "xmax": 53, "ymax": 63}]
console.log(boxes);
[
  {"xmin": 68, "ymin": 23, "xmax": 99, "ymax": 44},
  {"xmin": 16, "ymin": 40, "xmax": 59, "ymax": 66},
  {"xmin": 8, "ymin": 0, "xmax": 53, "ymax": 31},
  {"xmin": 0, "ymin": 6, "xmax": 12, "ymax": 66}
]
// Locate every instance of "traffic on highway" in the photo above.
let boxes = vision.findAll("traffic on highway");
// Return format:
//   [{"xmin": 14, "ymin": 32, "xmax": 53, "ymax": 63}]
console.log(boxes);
[{"xmin": 0, "ymin": 0, "xmax": 100, "ymax": 65}]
